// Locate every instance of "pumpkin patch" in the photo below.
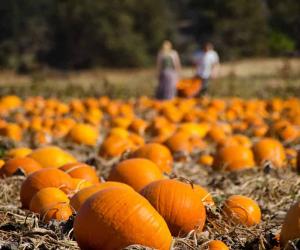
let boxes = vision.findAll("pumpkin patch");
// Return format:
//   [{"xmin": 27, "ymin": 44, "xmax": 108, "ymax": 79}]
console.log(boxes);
[{"xmin": 0, "ymin": 95, "xmax": 300, "ymax": 249}]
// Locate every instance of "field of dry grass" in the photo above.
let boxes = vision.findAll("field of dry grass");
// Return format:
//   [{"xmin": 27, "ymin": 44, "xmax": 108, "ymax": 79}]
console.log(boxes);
[{"xmin": 0, "ymin": 58, "xmax": 299, "ymax": 99}]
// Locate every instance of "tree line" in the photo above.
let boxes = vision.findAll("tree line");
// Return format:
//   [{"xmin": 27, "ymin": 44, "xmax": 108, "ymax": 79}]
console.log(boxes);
[{"xmin": 0, "ymin": 0, "xmax": 299, "ymax": 71}]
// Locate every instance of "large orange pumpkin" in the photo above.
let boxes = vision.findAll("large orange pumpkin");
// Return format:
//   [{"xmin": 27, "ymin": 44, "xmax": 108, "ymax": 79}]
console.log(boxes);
[
  {"xmin": 141, "ymin": 179, "xmax": 206, "ymax": 236},
  {"xmin": 29, "ymin": 187, "xmax": 72, "ymax": 222},
  {"xmin": 59, "ymin": 162, "xmax": 99, "ymax": 184},
  {"xmin": 74, "ymin": 187, "xmax": 172, "ymax": 250},
  {"xmin": 28, "ymin": 146, "xmax": 76, "ymax": 168},
  {"xmin": 70, "ymin": 182, "xmax": 133, "ymax": 211},
  {"xmin": 20, "ymin": 168, "xmax": 73, "ymax": 208},
  {"xmin": 0, "ymin": 157, "xmax": 42, "ymax": 177},
  {"xmin": 131, "ymin": 143, "xmax": 173, "ymax": 174},
  {"xmin": 108, "ymin": 158, "xmax": 163, "ymax": 192},
  {"xmin": 253, "ymin": 138, "xmax": 286, "ymax": 168},
  {"xmin": 223, "ymin": 195, "xmax": 261, "ymax": 227}
]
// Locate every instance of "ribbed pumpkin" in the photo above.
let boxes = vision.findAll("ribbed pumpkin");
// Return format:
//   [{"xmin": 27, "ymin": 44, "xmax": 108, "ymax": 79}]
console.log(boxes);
[
  {"xmin": 74, "ymin": 187, "xmax": 172, "ymax": 250},
  {"xmin": 108, "ymin": 158, "xmax": 163, "ymax": 192},
  {"xmin": 253, "ymin": 138, "xmax": 286, "ymax": 168},
  {"xmin": 213, "ymin": 145, "xmax": 255, "ymax": 171},
  {"xmin": 29, "ymin": 187, "xmax": 72, "ymax": 222},
  {"xmin": 223, "ymin": 195, "xmax": 261, "ymax": 227},
  {"xmin": 280, "ymin": 201, "xmax": 300, "ymax": 248},
  {"xmin": 0, "ymin": 157, "xmax": 42, "ymax": 177},
  {"xmin": 141, "ymin": 179, "xmax": 206, "ymax": 236},
  {"xmin": 59, "ymin": 162, "xmax": 99, "ymax": 184},
  {"xmin": 70, "ymin": 182, "xmax": 133, "ymax": 211},
  {"xmin": 20, "ymin": 168, "xmax": 73, "ymax": 208},
  {"xmin": 68, "ymin": 123, "xmax": 99, "ymax": 146},
  {"xmin": 131, "ymin": 143, "xmax": 173, "ymax": 174},
  {"xmin": 28, "ymin": 146, "xmax": 76, "ymax": 168},
  {"xmin": 207, "ymin": 240, "xmax": 229, "ymax": 250}
]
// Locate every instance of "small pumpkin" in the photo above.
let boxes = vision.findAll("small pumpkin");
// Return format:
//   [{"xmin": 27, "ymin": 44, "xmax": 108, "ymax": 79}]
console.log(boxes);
[
  {"xmin": 207, "ymin": 240, "xmax": 229, "ymax": 250},
  {"xmin": 68, "ymin": 123, "xmax": 99, "ymax": 146},
  {"xmin": 253, "ymin": 138, "xmax": 286, "ymax": 168},
  {"xmin": 29, "ymin": 187, "xmax": 72, "ymax": 222},
  {"xmin": 223, "ymin": 195, "xmax": 261, "ymax": 227}
]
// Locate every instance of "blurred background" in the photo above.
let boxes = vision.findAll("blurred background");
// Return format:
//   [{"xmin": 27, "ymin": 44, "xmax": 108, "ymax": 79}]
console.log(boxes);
[{"xmin": 0, "ymin": 0, "xmax": 299, "ymax": 98}]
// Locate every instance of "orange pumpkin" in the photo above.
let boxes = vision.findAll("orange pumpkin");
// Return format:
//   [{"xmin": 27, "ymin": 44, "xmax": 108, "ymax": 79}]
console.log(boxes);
[
  {"xmin": 223, "ymin": 195, "xmax": 261, "ymax": 226},
  {"xmin": 108, "ymin": 158, "xmax": 163, "ymax": 192},
  {"xmin": 213, "ymin": 145, "xmax": 255, "ymax": 171},
  {"xmin": 71, "ymin": 178, "xmax": 93, "ymax": 191},
  {"xmin": 68, "ymin": 123, "xmax": 99, "ymax": 146},
  {"xmin": 141, "ymin": 179, "xmax": 206, "ymax": 236},
  {"xmin": 29, "ymin": 187, "xmax": 72, "ymax": 222},
  {"xmin": 207, "ymin": 240, "xmax": 229, "ymax": 250},
  {"xmin": 253, "ymin": 138, "xmax": 286, "ymax": 168},
  {"xmin": 59, "ymin": 162, "xmax": 99, "ymax": 184},
  {"xmin": 74, "ymin": 187, "xmax": 172, "ymax": 250},
  {"xmin": 20, "ymin": 168, "xmax": 73, "ymax": 208},
  {"xmin": 70, "ymin": 182, "xmax": 133, "ymax": 211},
  {"xmin": 5, "ymin": 147, "xmax": 32, "ymax": 159},
  {"xmin": 0, "ymin": 157, "xmax": 42, "ymax": 177},
  {"xmin": 131, "ymin": 143, "xmax": 173, "ymax": 174},
  {"xmin": 28, "ymin": 146, "xmax": 76, "ymax": 168}
]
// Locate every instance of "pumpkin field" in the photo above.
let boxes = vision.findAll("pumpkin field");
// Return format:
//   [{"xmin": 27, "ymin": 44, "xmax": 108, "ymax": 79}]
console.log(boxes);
[{"xmin": 0, "ymin": 77, "xmax": 299, "ymax": 250}]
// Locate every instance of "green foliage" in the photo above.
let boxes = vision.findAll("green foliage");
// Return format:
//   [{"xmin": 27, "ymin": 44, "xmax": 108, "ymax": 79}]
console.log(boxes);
[
  {"xmin": 268, "ymin": 31, "xmax": 295, "ymax": 55},
  {"xmin": 0, "ymin": 0, "xmax": 299, "ymax": 69}
]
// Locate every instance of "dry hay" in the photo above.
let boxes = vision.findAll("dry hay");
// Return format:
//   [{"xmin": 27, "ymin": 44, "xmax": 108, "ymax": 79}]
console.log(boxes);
[{"xmin": 1, "ymin": 145, "xmax": 300, "ymax": 249}]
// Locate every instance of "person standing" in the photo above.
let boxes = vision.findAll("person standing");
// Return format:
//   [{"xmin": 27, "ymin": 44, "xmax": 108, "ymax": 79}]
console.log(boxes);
[
  {"xmin": 156, "ymin": 40, "xmax": 181, "ymax": 100},
  {"xmin": 193, "ymin": 42, "xmax": 220, "ymax": 96}
]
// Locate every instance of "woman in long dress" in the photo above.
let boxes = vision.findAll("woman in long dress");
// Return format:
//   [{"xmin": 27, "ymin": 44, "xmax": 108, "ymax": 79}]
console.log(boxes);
[{"xmin": 156, "ymin": 41, "xmax": 181, "ymax": 100}]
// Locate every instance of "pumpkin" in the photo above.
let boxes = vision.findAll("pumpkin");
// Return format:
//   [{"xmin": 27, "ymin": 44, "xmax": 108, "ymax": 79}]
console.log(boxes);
[
  {"xmin": 193, "ymin": 184, "xmax": 215, "ymax": 206},
  {"xmin": 29, "ymin": 187, "xmax": 72, "ymax": 222},
  {"xmin": 280, "ymin": 201, "xmax": 300, "ymax": 248},
  {"xmin": 253, "ymin": 138, "xmax": 286, "ymax": 168},
  {"xmin": 0, "ymin": 123, "xmax": 23, "ymax": 141},
  {"xmin": 28, "ymin": 146, "xmax": 76, "ymax": 168},
  {"xmin": 99, "ymin": 134, "xmax": 134, "ymax": 158},
  {"xmin": 165, "ymin": 131, "xmax": 192, "ymax": 154},
  {"xmin": 207, "ymin": 240, "xmax": 229, "ymax": 250},
  {"xmin": 5, "ymin": 147, "xmax": 32, "ymax": 159},
  {"xmin": 0, "ymin": 157, "xmax": 42, "ymax": 177},
  {"xmin": 70, "ymin": 182, "xmax": 133, "ymax": 211},
  {"xmin": 71, "ymin": 178, "xmax": 93, "ymax": 192},
  {"xmin": 223, "ymin": 195, "xmax": 261, "ymax": 226},
  {"xmin": 20, "ymin": 168, "xmax": 73, "ymax": 208},
  {"xmin": 74, "ymin": 187, "xmax": 172, "ymax": 250},
  {"xmin": 213, "ymin": 145, "xmax": 255, "ymax": 171},
  {"xmin": 141, "ymin": 179, "xmax": 206, "ymax": 236},
  {"xmin": 198, "ymin": 154, "xmax": 214, "ymax": 166},
  {"xmin": 68, "ymin": 123, "xmax": 99, "ymax": 146},
  {"xmin": 59, "ymin": 162, "xmax": 99, "ymax": 184},
  {"xmin": 131, "ymin": 143, "xmax": 173, "ymax": 174},
  {"xmin": 0, "ymin": 95, "xmax": 22, "ymax": 110},
  {"xmin": 108, "ymin": 158, "xmax": 163, "ymax": 192}
]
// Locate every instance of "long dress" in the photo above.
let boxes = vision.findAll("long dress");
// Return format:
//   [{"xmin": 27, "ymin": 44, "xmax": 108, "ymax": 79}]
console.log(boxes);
[{"xmin": 156, "ymin": 51, "xmax": 179, "ymax": 100}]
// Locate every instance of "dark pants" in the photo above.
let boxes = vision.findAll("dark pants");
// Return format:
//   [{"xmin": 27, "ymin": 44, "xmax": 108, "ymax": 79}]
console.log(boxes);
[{"xmin": 195, "ymin": 77, "xmax": 209, "ymax": 97}]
